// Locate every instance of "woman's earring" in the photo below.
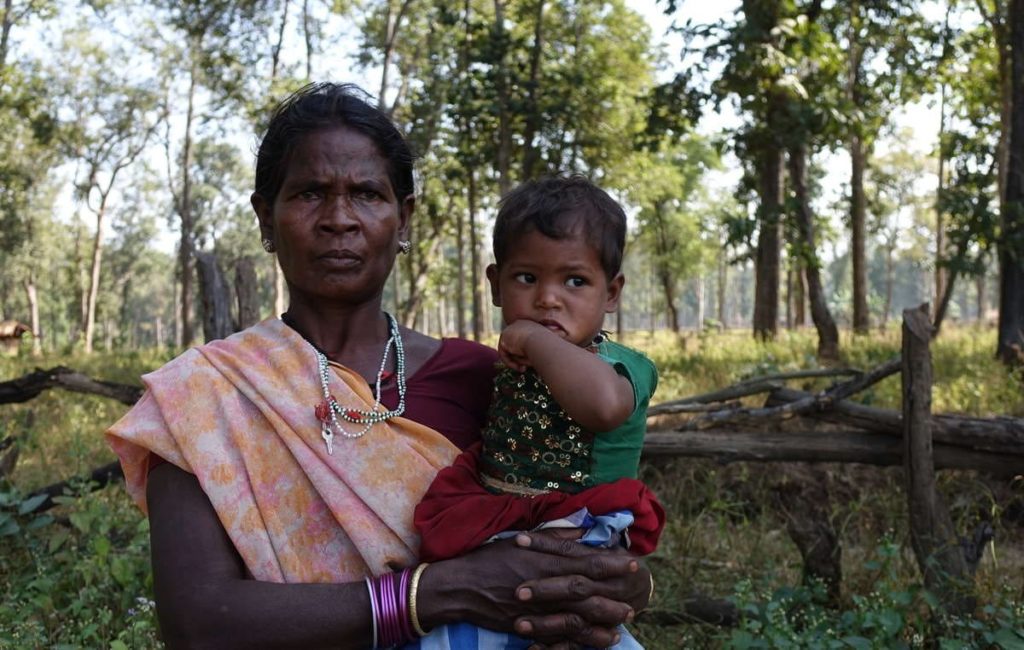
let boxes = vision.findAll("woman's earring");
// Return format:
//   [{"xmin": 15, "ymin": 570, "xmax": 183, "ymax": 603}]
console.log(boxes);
[
  {"xmin": 262, "ymin": 238, "xmax": 275, "ymax": 253},
  {"xmin": 398, "ymin": 240, "xmax": 412, "ymax": 255}
]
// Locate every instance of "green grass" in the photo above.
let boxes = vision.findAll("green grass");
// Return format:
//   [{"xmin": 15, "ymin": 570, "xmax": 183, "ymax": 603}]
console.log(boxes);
[{"xmin": 1, "ymin": 327, "xmax": 1022, "ymax": 648}]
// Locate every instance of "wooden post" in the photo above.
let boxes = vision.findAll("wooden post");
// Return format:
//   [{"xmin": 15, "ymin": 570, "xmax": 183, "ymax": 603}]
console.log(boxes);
[
  {"xmin": 234, "ymin": 257, "xmax": 261, "ymax": 331},
  {"xmin": 197, "ymin": 252, "xmax": 234, "ymax": 342},
  {"xmin": 901, "ymin": 304, "xmax": 974, "ymax": 616}
]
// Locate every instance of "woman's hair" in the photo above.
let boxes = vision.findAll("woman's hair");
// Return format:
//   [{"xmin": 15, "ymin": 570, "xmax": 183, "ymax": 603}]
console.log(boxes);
[
  {"xmin": 492, "ymin": 175, "xmax": 627, "ymax": 279},
  {"xmin": 254, "ymin": 82, "xmax": 415, "ymax": 203}
]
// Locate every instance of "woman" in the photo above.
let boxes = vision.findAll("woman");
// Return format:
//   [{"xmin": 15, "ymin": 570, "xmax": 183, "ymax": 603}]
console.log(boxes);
[{"xmin": 107, "ymin": 82, "xmax": 651, "ymax": 649}]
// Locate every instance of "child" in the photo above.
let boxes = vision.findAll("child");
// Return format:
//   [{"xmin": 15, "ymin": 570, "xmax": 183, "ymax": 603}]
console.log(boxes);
[{"xmin": 412, "ymin": 176, "xmax": 663, "ymax": 649}]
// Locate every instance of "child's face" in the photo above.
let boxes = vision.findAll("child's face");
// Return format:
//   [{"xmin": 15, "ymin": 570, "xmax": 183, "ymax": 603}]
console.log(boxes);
[{"xmin": 487, "ymin": 228, "xmax": 623, "ymax": 348}]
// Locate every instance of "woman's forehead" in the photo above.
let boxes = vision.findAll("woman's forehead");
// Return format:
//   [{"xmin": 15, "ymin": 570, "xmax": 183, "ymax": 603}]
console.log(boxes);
[{"xmin": 285, "ymin": 127, "xmax": 390, "ymax": 179}]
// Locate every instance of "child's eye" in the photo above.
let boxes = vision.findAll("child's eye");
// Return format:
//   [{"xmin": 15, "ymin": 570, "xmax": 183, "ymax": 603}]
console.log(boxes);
[
  {"xmin": 565, "ymin": 276, "xmax": 587, "ymax": 288},
  {"xmin": 514, "ymin": 273, "xmax": 536, "ymax": 284}
]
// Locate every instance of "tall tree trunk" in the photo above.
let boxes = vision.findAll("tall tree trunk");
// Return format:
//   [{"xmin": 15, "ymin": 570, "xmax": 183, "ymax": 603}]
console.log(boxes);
[
  {"xmin": 520, "ymin": 0, "xmax": 545, "ymax": 180},
  {"xmin": 493, "ymin": 0, "xmax": 512, "ymax": 195},
  {"xmin": 696, "ymin": 276, "xmax": 705, "ymax": 331},
  {"xmin": 303, "ymin": 0, "xmax": 313, "ymax": 79},
  {"xmin": 660, "ymin": 271, "xmax": 679, "ymax": 333},
  {"xmin": 794, "ymin": 258, "xmax": 806, "ymax": 327},
  {"xmin": 456, "ymin": 207, "xmax": 466, "ymax": 338},
  {"xmin": 271, "ymin": 0, "xmax": 290, "ymax": 80},
  {"xmin": 785, "ymin": 264, "xmax": 794, "ymax": 330},
  {"xmin": 178, "ymin": 60, "xmax": 197, "ymax": 347},
  {"xmin": 850, "ymin": 135, "xmax": 870, "ymax": 333},
  {"xmin": 789, "ymin": 145, "xmax": 840, "ymax": 360},
  {"xmin": 976, "ymin": 273, "xmax": 986, "ymax": 321},
  {"xmin": 717, "ymin": 253, "xmax": 727, "ymax": 328},
  {"xmin": 0, "ymin": 0, "xmax": 13, "ymax": 69},
  {"xmin": 936, "ymin": 77, "xmax": 948, "ymax": 310},
  {"xmin": 753, "ymin": 147, "xmax": 782, "ymax": 340},
  {"xmin": 883, "ymin": 242, "xmax": 895, "ymax": 328},
  {"xmin": 469, "ymin": 169, "xmax": 482, "ymax": 341},
  {"xmin": 847, "ymin": 1, "xmax": 870, "ymax": 333},
  {"xmin": 998, "ymin": 0, "xmax": 1024, "ymax": 365},
  {"xmin": 83, "ymin": 194, "xmax": 109, "ymax": 354},
  {"xmin": 23, "ymin": 274, "xmax": 40, "ymax": 356}
]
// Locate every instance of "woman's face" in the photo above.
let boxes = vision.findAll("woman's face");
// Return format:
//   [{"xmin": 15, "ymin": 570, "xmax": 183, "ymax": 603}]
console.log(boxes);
[{"xmin": 253, "ymin": 126, "xmax": 413, "ymax": 309}]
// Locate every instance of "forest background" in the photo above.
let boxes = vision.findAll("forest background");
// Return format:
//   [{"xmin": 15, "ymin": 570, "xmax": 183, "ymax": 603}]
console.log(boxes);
[{"xmin": 1, "ymin": 0, "xmax": 1024, "ymax": 647}]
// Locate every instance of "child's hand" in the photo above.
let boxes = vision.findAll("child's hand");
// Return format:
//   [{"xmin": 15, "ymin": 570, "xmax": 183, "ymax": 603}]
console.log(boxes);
[{"xmin": 497, "ymin": 320, "xmax": 550, "ymax": 372}]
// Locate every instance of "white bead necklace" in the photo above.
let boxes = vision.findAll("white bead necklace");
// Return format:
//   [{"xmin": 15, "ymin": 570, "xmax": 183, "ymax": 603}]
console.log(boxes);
[{"xmin": 313, "ymin": 312, "xmax": 407, "ymax": 454}]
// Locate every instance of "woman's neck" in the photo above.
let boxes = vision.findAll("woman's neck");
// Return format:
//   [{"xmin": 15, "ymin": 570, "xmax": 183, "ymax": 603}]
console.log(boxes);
[{"xmin": 283, "ymin": 297, "xmax": 390, "ymax": 367}]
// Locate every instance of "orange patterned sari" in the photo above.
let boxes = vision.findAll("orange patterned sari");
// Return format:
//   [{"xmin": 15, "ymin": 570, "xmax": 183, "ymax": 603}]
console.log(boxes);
[{"xmin": 107, "ymin": 318, "xmax": 459, "ymax": 583}]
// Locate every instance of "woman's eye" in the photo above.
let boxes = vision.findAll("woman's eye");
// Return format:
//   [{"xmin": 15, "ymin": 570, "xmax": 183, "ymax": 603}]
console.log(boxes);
[
  {"xmin": 566, "ymin": 277, "xmax": 586, "ymax": 288},
  {"xmin": 354, "ymin": 189, "xmax": 382, "ymax": 202},
  {"xmin": 514, "ymin": 273, "xmax": 536, "ymax": 284},
  {"xmin": 298, "ymin": 190, "xmax": 320, "ymax": 201}
]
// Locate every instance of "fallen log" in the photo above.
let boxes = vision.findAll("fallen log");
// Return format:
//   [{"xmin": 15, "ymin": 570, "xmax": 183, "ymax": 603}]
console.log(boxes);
[
  {"xmin": 16, "ymin": 461, "xmax": 124, "ymax": 514},
  {"xmin": 669, "ymin": 358, "xmax": 901, "ymax": 431},
  {"xmin": 642, "ymin": 430, "xmax": 1021, "ymax": 477},
  {"xmin": 0, "ymin": 367, "xmax": 142, "ymax": 406},
  {"xmin": 647, "ymin": 368, "xmax": 864, "ymax": 416},
  {"xmin": 765, "ymin": 387, "xmax": 1024, "ymax": 455}
]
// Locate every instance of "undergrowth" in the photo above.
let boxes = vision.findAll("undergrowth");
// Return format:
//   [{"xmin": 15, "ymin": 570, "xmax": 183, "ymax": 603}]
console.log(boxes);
[{"xmin": 1, "ymin": 327, "xmax": 1022, "ymax": 649}]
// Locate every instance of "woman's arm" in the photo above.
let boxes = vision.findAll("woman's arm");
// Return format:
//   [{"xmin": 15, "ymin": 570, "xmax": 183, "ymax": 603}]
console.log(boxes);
[
  {"xmin": 148, "ymin": 462, "xmax": 374, "ymax": 649},
  {"xmin": 496, "ymin": 320, "xmax": 634, "ymax": 432},
  {"xmin": 149, "ymin": 464, "xmax": 642, "ymax": 649}
]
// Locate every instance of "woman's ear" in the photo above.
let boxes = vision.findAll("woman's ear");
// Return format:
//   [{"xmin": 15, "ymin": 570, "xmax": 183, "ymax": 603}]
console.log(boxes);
[
  {"xmin": 485, "ymin": 264, "xmax": 501, "ymax": 306},
  {"xmin": 398, "ymin": 194, "xmax": 415, "ymax": 243},
  {"xmin": 252, "ymin": 192, "xmax": 274, "ymax": 243},
  {"xmin": 604, "ymin": 273, "xmax": 625, "ymax": 313}
]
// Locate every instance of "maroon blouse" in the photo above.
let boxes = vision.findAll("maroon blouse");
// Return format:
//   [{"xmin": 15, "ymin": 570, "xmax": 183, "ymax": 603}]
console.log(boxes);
[{"xmin": 379, "ymin": 338, "xmax": 498, "ymax": 450}]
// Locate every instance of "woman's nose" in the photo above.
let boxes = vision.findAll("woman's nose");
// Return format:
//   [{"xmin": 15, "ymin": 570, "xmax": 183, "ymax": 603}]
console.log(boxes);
[{"xmin": 319, "ymin": 195, "xmax": 359, "ymax": 232}]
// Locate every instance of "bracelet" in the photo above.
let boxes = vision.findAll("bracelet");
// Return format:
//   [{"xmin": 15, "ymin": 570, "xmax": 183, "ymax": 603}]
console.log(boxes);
[
  {"xmin": 365, "ymin": 577, "xmax": 378, "ymax": 649},
  {"xmin": 369, "ymin": 569, "xmax": 417, "ymax": 648},
  {"xmin": 408, "ymin": 563, "xmax": 430, "ymax": 637}
]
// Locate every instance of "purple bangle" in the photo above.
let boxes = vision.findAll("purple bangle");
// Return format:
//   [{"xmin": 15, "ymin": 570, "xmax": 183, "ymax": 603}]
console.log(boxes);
[
  {"xmin": 378, "ymin": 573, "xmax": 395, "ymax": 647},
  {"xmin": 384, "ymin": 572, "xmax": 402, "ymax": 647},
  {"xmin": 398, "ymin": 568, "xmax": 413, "ymax": 641}
]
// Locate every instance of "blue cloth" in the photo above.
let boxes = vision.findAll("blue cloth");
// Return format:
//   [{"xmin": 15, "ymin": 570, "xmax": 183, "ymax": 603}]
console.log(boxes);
[
  {"xmin": 404, "ymin": 510, "xmax": 644, "ymax": 650},
  {"xmin": 406, "ymin": 622, "xmax": 643, "ymax": 650}
]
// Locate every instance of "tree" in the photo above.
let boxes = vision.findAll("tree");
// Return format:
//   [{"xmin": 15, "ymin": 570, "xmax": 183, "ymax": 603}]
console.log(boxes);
[
  {"xmin": 997, "ymin": 0, "xmax": 1024, "ymax": 364},
  {"xmin": 57, "ymin": 31, "xmax": 161, "ymax": 353},
  {"xmin": 621, "ymin": 137, "xmax": 718, "ymax": 333}
]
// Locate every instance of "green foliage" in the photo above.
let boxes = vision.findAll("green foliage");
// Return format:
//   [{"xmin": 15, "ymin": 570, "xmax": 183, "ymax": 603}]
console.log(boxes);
[{"xmin": 0, "ymin": 486, "xmax": 158, "ymax": 649}]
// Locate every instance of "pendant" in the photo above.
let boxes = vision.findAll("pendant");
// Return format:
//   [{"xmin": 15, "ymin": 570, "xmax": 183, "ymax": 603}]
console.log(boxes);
[{"xmin": 321, "ymin": 422, "xmax": 335, "ymax": 455}]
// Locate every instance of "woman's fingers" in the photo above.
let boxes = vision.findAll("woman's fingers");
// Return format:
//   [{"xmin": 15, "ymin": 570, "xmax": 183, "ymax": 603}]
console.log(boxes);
[
  {"xmin": 515, "ymin": 613, "xmax": 620, "ymax": 648},
  {"xmin": 515, "ymin": 532, "xmax": 640, "ymax": 581},
  {"xmin": 518, "ymin": 585, "xmax": 634, "ymax": 625}
]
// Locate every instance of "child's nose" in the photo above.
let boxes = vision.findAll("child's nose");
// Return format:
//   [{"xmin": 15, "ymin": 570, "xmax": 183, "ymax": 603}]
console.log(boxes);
[{"xmin": 535, "ymin": 285, "xmax": 561, "ymax": 308}]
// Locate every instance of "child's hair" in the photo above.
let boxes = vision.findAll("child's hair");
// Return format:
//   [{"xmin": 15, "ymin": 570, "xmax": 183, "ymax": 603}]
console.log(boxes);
[{"xmin": 492, "ymin": 175, "xmax": 627, "ymax": 279}]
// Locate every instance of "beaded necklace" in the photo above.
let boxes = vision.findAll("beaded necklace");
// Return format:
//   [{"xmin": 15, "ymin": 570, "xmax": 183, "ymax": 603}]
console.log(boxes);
[{"xmin": 312, "ymin": 312, "xmax": 407, "ymax": 454}]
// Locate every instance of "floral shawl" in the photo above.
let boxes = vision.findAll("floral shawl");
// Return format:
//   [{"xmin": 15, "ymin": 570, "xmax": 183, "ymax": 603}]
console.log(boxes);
[{"xmin": 106, "ymin": 318, "xmax": 459, "ymax": 583}]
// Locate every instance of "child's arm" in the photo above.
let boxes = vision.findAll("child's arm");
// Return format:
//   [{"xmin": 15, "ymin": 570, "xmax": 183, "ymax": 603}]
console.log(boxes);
[{"xmin": 497, "ymin": 320, "xmax": 634, "ymax": 432}]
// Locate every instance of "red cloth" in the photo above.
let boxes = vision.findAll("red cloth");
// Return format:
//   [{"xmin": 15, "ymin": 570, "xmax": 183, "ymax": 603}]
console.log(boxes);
[{"xmin": 415, "ymin": 445, "xmax": 665, "ymax": 562}]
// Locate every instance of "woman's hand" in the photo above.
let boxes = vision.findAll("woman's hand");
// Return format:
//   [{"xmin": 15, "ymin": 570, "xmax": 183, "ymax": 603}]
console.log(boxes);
[
  {"xmin": 511, "ymin": 531, "xmax": 652, "ymax": 647},
  {"xmin": 418, "ymin": 528, "xmax": 646, "ymax": 647}
]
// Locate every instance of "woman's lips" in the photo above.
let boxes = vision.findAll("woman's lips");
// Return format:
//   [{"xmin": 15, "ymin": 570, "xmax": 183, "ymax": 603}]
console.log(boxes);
[{"xmin": 317, "ymin": 250, "xmax": 362, "ymax": 269}]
